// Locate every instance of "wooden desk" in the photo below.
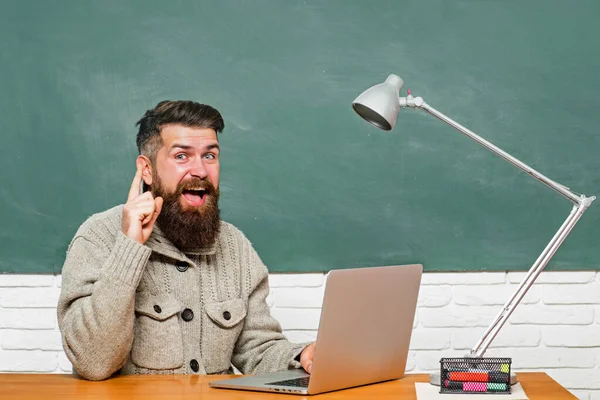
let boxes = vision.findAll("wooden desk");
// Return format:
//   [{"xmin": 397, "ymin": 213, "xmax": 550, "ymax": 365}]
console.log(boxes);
[{"xmin": 0, "ymin": 372, "xmax": 575, "ymax": 399}]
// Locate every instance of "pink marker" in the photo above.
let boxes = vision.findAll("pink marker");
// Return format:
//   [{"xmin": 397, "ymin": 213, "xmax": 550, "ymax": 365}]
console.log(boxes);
[{"xmin": 464, "ymin": 382, "xmax": 487, "ymax": 392}]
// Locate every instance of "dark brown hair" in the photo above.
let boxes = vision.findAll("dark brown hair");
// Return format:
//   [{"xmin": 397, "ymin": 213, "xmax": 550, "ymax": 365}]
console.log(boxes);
[{"xmin": 135, "ymin": 100, "xmax": 225, "ymax": 159}]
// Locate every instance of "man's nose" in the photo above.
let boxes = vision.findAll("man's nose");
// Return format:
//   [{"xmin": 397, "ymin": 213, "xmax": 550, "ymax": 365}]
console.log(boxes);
[{"xmin": 189, "ymin": 157, "xmax": 208, "ymax": 179}]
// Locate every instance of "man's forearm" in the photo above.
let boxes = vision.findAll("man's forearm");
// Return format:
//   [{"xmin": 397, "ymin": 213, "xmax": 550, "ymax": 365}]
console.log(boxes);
[{"xmin": 58, "ymin": 232, "xmax": 151, "ymax": 380}]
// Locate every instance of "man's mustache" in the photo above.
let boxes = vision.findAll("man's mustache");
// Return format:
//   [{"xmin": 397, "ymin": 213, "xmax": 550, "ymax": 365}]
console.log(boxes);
[{"xmin": 174, "ymin": 178, "xmax": 216, "ymax": 195}]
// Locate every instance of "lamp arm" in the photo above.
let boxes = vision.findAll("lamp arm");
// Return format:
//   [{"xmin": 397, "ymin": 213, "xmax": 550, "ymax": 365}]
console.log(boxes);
[
  {"xmin": 402, "ymin": 96, "xmax": 592, "ymax": 207},
  {"xmin": 399, "ymin": 95, "xmax": 595, "ymax": 357},
  {"xmin": 470, "ymin": 203, "xmax": 585, "ymax": 357}
]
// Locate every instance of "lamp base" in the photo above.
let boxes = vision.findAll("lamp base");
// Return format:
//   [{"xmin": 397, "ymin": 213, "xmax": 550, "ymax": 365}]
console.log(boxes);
[{"xmin": 428, "ymin": 371, "xmax": 518, "ymax": 386}]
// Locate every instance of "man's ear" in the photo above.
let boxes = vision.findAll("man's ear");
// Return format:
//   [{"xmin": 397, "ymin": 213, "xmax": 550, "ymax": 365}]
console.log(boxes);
[{"xmin": 137, "ymin": 155, "xmax": 153, "ymax": 187}]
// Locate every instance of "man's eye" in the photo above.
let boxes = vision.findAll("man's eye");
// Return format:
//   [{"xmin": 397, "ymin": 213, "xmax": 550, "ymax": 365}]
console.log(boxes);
[
  {"xmin": 204, "ymin": 153, "xmax": 216, "ymax": 160},
  {"xmin": 175, "ymin": 153, "xmax": 188, "ymax": 160}
]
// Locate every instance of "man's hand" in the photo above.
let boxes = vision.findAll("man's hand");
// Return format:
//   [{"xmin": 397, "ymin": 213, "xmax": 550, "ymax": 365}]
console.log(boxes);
[
  {"xmin": 121, "ymin": 162, "xmax": 163, "ymax": 244},
  {"xmin": 300, "ymin": 342, "xmax": 316, "ymax": 374}
]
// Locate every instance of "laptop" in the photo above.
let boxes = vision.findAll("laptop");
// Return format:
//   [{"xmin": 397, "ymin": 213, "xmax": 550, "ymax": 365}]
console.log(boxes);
[{"xmin": 210, "ymin": 264, "xmax": 422, "ymax": 395}]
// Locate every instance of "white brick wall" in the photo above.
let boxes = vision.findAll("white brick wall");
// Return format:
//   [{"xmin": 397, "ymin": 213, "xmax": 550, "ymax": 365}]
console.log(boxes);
[{"xmin": 1, "ymin": 272, "xmax": 599, "ymax": 399}]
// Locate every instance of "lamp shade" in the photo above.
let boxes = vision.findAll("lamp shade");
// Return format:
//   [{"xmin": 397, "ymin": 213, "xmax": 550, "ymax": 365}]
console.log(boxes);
[{"xmin": 352, "ymin": 74, "xmax": 404, "ymax": 131}]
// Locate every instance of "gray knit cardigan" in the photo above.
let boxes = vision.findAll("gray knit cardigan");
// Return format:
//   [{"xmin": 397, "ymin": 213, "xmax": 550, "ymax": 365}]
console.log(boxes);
[{"xmin": 57, "ymin": 205, "xmax": 305, "ymax": 380}]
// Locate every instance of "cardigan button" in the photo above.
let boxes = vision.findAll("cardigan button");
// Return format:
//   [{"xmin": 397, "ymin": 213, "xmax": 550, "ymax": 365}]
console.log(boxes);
[
  {"xmin": 175, "ymin": 261, "xmax": 188, "ymax": 272},
  {"xmin": 182, "ymin": 308, "xmax": 194, "ymax": 322},
  {"xmin": 223, "ymin": 311, "xmax": 231, "ymax": 321},
  {"xmin": 190, "ymin": 359, "xmax": 199, "ymax": 372},
  {"xmin": 153, "ymin": 305, "xmax": 162, "ymax": 314}
]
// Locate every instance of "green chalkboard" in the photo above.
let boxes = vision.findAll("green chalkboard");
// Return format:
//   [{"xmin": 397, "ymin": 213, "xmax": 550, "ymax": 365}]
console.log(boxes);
[{"xmin": 1, "ymin": 0, "xmax": 599, "ymax": 273}]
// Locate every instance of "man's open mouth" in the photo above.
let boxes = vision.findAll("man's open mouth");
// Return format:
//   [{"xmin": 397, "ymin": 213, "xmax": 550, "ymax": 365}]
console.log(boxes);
[{"xmin": 182, "ymin": 188, "xmax": 207, "ymax": 206}]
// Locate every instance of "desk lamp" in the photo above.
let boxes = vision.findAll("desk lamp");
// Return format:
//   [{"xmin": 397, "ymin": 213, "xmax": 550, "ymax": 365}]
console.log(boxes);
[{"xmin": 352, "ymin": 74, "xmax": 595, "ymax": 386}]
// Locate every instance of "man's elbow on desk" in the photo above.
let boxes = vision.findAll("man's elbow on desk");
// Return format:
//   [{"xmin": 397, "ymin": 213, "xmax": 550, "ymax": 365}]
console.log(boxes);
[{"xmin": 63, "ymin": 343, "xmax": 128, "ymax": 381}]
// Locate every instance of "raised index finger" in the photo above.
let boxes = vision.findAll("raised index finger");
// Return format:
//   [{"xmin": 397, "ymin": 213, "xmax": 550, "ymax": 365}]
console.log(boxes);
[{"xmin": 128, "ymin": 162, "xmax": 144, "ymax": 201}]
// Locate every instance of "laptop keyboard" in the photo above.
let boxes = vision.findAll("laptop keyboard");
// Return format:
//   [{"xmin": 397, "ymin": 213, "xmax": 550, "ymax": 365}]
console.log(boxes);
[{"xmin": 266, "ymin": 376, "xmax": 310, "ymax": 388}]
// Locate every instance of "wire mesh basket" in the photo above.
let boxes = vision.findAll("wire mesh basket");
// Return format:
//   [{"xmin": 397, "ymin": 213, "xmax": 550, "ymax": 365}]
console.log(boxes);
[{"xmin": 440, "ymin": 357, "xmax": 511, "ymax": 394}]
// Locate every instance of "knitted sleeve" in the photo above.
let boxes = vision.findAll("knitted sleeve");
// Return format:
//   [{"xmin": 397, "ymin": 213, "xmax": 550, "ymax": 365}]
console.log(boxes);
[
  {"xmin": 57, "ymin": 216, "xmax": 151, "ymax": 380},
  {"xmin": 230, "ymin": 230, "xmax": 309, "ymax": 374}
]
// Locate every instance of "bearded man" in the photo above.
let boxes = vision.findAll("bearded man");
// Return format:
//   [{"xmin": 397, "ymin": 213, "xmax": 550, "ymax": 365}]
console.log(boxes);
[{"xmin": 57, "ymin": 100, "xmax": 315, "ymax": 381}]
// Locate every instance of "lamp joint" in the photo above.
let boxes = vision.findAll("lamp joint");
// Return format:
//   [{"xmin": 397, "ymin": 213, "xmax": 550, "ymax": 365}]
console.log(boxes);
[{"xmin": 399, "ymin": 95, "xmax": 424, "ymax": 109}]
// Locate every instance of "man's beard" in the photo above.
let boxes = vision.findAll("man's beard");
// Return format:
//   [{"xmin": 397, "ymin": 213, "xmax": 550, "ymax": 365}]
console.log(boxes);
[{"xmin": 150, "ymin": 174, "xmax": 221, "ymax": 250}]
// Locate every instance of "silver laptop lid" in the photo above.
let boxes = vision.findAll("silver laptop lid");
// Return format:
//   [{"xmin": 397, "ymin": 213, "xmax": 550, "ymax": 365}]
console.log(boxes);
[{"xmin": 307, "ymin": 264, "xmax": 422, "ymax": 394}]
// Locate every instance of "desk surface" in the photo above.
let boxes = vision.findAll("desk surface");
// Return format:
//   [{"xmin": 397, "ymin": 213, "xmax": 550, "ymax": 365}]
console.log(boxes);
[{"xmin": 0, "ymin": 372, "xmax": 575, "ymax": 399}]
